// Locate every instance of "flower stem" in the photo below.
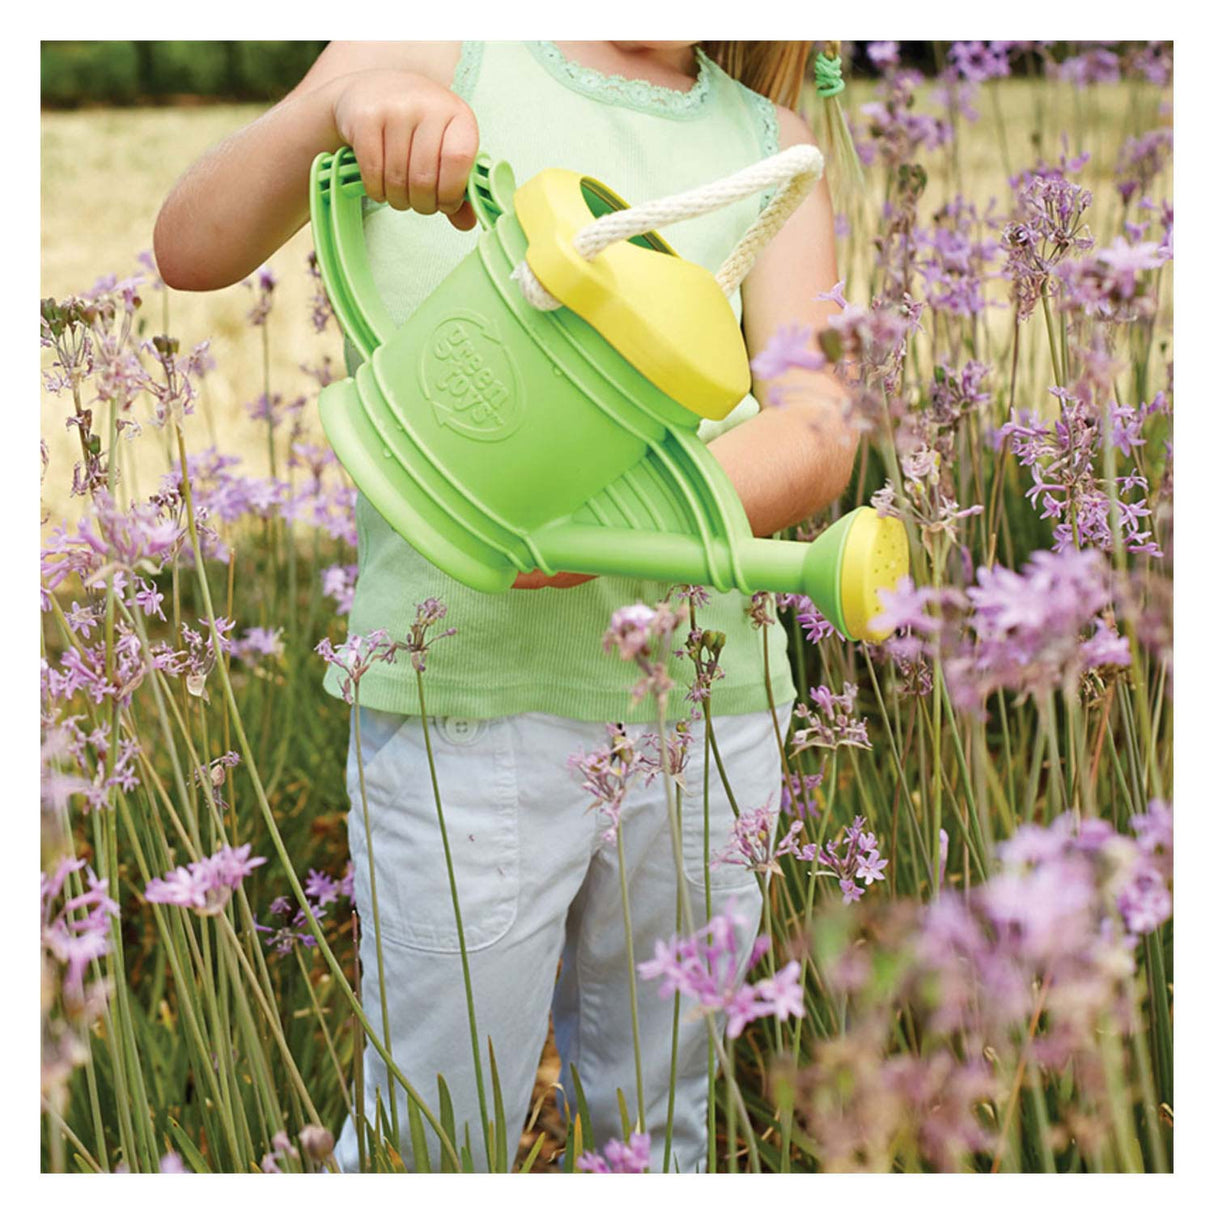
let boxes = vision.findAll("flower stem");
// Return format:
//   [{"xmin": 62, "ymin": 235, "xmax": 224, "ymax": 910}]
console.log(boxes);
[
  {"xmin": 351, "ymin": 690, "xmax": 400, "ymax": 1145},
  {"xmin": 414, "ymin": 671, "xmax": 493, "ymax": 1168},
  {"xmin": 614, "ymin": 820, "xmax": 647, "ymax": 1137}
]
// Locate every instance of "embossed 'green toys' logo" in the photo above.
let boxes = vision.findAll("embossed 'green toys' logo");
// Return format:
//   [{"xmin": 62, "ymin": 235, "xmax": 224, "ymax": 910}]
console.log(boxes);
[{"xmin": 419, "ymin": 315, "xmax": 521, "ymax": 442}]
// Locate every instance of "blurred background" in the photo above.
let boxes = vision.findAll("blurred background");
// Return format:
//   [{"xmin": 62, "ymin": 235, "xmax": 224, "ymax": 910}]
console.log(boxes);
[
  {"xmin": 42, "ymin": 42, "xmax": 346, "ymax": 529},
  {"xmin": 41, "ymin": 41, "xmax": 1166, "ymax": 529}
]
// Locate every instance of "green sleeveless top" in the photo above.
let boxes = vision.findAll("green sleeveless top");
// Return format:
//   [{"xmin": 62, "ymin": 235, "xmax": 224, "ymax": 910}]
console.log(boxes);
[{"xmin": 324, "ymin": 40, "xmax": 797, "ymax": 722}]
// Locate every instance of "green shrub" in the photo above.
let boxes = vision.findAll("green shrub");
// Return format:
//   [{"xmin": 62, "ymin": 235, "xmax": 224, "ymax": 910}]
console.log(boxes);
[
  {"xmin": 232, "ymin": 41, "xmax": 325, "ymax": 99},
  {"xmin": 41, "ymin": 41, "xmax": 140, "ymax": 106},
  {"xmin": 145, "ymin": 41, "xmax": 232, "ymax": 96}
]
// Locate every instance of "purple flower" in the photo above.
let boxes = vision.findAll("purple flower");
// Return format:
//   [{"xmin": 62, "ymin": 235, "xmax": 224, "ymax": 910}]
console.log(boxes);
[
  {"xmin": 798, "ymin": 815, "xmax": 887, "ymax": 905},
  {"xmin": 789, "ymin": 683, "xmax": 871, "ymax": 753},
  {"xmin": 568, "ymin": 721, "xmax": 692, "ymax": 844},
  {"xmin": 710, "ymin": 799, "xmax": 804, "ymax": 875},
  {"xmin": 998, "ymin": 386, "xmax": 1163, "ymax": 558},
  {"xmin": 42, "ymin": 860, "xmax": 119, "ymax": 1008},
  {"xmin": 41, "ymin": 490, "xmax": 182, "ymax": 597},
  {"xmin": 232, "ymin": 627, "xmax": 284, "ymax": 663},
  {"xmin": 1001, "ymin": 169, "xmax": 1095, "ymax": 322},
  {"xmin": 398, "ymin": 598, "xmax": 458, "ymax": 674},
  {"xmin": 604, "ymin": 604, "xmax": 658, "ymax": 661},
  {"xmin": 145, "ymin": 843, "xmax": 267, "ymax": 916},
  {"xmin": 1117, "ymin": 865, "xmax": 1171, "ymax": 936},
  {"xmin": 315, "ymin": 629, "xmax": 401, "ymax": 704},
  {"xmin": 568, "ymin": 723, "xmax": 638, "ymax": 845},
  {"xmin": 260, "ymin": 1128, "xmax": 300, "ymax": 1173},
  {"xmin": 1079, "ymin": 617, "xmax": 1131, "ymax": 671},
  {"xmin": 1127, "ymin": 42, "xmax": 1172, "ymax": 86},
  {"xmin": 140, "ymin": 335, "xmax": 212, "ymax": 428},
  {"xmin": 947, "ymin": 41, "xmax": 1010, "ymax": 84},
  {"xmin": 907, "ymin": 806, "xmax": 1169, "ymax": 1064},
  {"xmin": 603, "ymin": 599, "xmax": 688, "ymax": 708},
  {"xmin": 856, "ymin": 849, "xmax": 889, "ymax": 886},
  {"xmin": 750, "ymin": 324, "xmax": 827, "ymax": 386},
  {"xmin": 1130, "ymin": 799, "xmax": 1172, "ymax": 864},
  {"xmin": 322, "ymin": 564, "xmax": 358, "ymax": 615},
  {"xmin": 243, "ymin": 264, "xmax": 277, "ymax": 326},
  {"xmin": 943, "ymin": 546, "xmax": 1120, "ymax": 710},
  {"xmin": 866, "ymin": 42, "xmax": 900, "ymax": 71},
  {"xmin": 1056, "ymin": 237, "xmax": 1168, "ymax": 321},
  {"xmin": 305, "ymin": 250, "xmax": 334, "ymax": 333},
  {"xmin": 1052, "ymin": 46, "xmax": 1122, "ymax": 87},
  {"xmin": 872, "ymin": 577, "xmax": 940, "ymax": 660},
  {"xmin": 256, "ymin": 903, "xmax": 324, "ymax": 956},
  {"xmin": 815, "ymin": 279, "xmax": 849, "ymax": 310},
  {"xmin": 778, "ymin": 594, "xmax": 840, "ymax": 645},
  {"xmin": 1118, "ymin": 799, "xmax": 1173, "ymax": 936},
  {"xmin": 752, "ymin": 961, "xmax": 806, "ymax": 1022},
  {"xmin": 639, "ymin": 898, "xmax": 797, "ymax": 1039},
  {"xmin": 855, "ymin": 68, "xmax": 954, "ymax": 170},
  {"xmin": 576, "ymin": 1130, "xmax": 651, "ymax": 1174},
  {"xmin": 134, "ymin": 577, "xmax": 166, "ymax": 620},
  {"xmin": 1115, "ymin": 129, "xmax": 1173, "ymax": 207},
  {"xmin": 246, "ymin": 391, "xmax": 306, "ymax": 431},
  {"xmin": 304, "ymin": 869, "xmax": 341, "ymax": 907}
]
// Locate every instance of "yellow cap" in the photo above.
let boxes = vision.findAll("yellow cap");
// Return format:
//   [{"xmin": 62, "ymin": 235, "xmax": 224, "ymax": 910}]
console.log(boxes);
[
  {"xmin": 513, "ymin": 169, "xmax": 751, "ymax": 421},
  {"xmin": 840, "ymin": 509, "xmax": 912, "ymax": 643}
]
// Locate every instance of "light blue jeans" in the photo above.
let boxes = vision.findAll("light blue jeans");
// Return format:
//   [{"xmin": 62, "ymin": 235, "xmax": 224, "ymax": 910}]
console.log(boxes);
[{"xmin": 333, "ymin": 699, "xmax": 794, "ymax": 1174}]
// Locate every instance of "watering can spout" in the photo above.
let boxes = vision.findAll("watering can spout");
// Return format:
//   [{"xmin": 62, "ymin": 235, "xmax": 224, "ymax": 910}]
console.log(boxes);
[{"xmin": 530, "ymin": 507, "xmax": 908, "ymax": 643}]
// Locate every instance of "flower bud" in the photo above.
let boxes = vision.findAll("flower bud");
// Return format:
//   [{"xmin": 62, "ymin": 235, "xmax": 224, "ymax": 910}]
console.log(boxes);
[{"xmin": 299, "ymin": 1124, "xmax": 335, "ymax": 1161}]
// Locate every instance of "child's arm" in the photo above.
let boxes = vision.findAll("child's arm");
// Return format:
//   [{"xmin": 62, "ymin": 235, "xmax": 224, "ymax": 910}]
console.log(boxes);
[
  {"xmin": 153, "ymin": 41, "xmax": 479, "ymax": 291},
  {"xmin": 709, "ymin": 105, "xmax": 859, "ymax": 539}
]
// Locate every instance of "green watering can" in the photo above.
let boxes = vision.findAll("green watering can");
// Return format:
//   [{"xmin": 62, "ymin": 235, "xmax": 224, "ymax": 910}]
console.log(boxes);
[{"xmin": 309, "ymin": 143, "xmax": 908, "ymax": 642}]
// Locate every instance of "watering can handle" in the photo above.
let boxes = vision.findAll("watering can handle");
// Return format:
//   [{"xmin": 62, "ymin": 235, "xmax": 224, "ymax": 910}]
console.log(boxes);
[
  {"xmin": 515, "ymin": 144, "xmax": 825, "ymax": 310},
  {"xmin": 579, "ymin": 144, "xmax": 824, "ymax": 295},
  {"xmin": 466, "ymin": 154, "xmax": 517, "ymax": 231}
]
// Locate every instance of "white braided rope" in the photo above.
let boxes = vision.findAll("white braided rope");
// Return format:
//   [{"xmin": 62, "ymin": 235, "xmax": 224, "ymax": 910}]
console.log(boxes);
[{"xmin": 511, "ymin": 144, "xmax": 825, "ymax": 311}]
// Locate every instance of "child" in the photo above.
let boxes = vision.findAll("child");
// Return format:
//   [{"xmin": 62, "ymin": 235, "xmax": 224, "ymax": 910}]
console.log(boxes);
[{"xmin": 155, "ymin": 40, "xmax": 856, "ymax": 1173}]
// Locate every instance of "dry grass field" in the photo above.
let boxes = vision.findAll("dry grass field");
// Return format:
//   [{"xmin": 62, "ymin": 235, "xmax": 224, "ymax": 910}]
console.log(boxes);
[
  {"xmin": 41, "ymin": 103, "xmax": 345, "ymax": 526},
  {"xmin": 41, "ymin": 76, "xmax": 1169, "ymax": 530}
]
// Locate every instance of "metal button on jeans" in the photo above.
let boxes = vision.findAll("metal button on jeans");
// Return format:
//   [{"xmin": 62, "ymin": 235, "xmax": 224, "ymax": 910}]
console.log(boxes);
[{"xmin": 439, "ymin": 716, "xmax": 483, "ymax": 745}]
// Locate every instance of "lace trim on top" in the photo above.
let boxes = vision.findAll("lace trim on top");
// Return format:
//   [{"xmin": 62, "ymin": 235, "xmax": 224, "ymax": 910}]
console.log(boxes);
[
  {"xmin": 526, "ymin": 41, "xmax": 714, "ymax": 118},
  {"xmin": 452, "ymin": 41, "xmax": 483, "ymax": 100},
  {"xmin": 739, "ymin": 84, "xmax": 781, "ymax": 210}
]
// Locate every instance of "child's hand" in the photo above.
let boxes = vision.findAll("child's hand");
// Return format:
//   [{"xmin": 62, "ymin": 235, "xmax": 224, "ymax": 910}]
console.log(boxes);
[
  {"xmin": 332, "ymin": 69, "xmax": 480, "ymax": 230},
  {"xmin": 512, "ymin": 571, "xmax": 598, "ymax": 590}
]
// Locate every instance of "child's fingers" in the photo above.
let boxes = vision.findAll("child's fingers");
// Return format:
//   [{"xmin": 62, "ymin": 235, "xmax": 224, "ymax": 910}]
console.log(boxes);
[
  {"xmin": 382, "ymin": 110, "xmax": 415, "ymax": 211},
  {"xmin": 406, "ymin": 116, "xmax": 446, "ymax": 215},
  {"xmin": 436, "ymin": 109, "xmax": 479, "ymax": 218},
  {"xmin": 446, "ymin": 199, "xmax": 479, "ymax": 232},
  {"xmin": 353, "ymin": 123, "xmax": 386, "ymax": 205}
]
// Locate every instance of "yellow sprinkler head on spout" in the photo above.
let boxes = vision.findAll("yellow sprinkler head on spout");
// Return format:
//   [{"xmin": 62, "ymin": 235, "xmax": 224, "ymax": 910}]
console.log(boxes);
[{"xmin": 839, "ymin": 508, "xmax": 911, "ymax": 643}]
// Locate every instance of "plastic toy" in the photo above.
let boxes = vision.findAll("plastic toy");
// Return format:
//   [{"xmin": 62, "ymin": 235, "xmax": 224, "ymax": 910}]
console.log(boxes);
[{"xmin": 309, "ymin": 143, "xmax": 908, "ymax": 641}]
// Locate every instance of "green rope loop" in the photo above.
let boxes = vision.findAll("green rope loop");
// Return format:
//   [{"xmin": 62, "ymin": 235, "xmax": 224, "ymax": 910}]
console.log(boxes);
[{"xmin": 814, "ymin": 53, "xmax": 845, "ymax": 99}]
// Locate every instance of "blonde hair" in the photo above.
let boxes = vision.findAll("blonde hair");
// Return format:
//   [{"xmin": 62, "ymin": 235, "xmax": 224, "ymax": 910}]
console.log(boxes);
[
  {"xmin": 702, "ymin": 40, "xmax": 863, "ymax": 196},
  {"xmin": 699, "ymin": 41, "xmax": 812, "ymax": 110}
]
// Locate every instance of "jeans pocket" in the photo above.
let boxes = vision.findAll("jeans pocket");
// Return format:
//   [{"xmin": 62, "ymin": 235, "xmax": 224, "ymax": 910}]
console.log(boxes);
[
  {"xmin": 347, "ymin": 707, "xmax": 412, "ymax": 788},
  {"xmin": 346, "ymin": 714, "xmax": 520, "ymax": 953}
]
